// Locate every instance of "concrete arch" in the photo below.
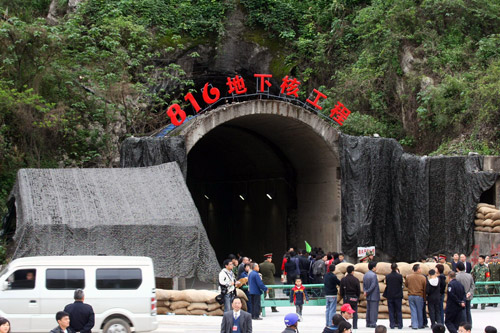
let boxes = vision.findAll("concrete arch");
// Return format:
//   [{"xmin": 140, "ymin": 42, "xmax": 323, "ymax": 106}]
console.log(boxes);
[{"xmin": 175, "ymin": 100, "xmax": 342, "ymax": 258}]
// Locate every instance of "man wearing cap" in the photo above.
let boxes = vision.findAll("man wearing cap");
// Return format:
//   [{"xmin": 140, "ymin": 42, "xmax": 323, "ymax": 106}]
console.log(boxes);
[
  {"xmin": 471, "ymin": 255, "xmax": 489, "ymax": 310},
  {"xmin": 360, "ymin": 251, "xmax": 374, "ymax": 263},
  {"xmin": 260, "ymin": 253, "xmax": 278, "ymax": 313},
  {"xmin": 221, "ymin": 297, "xmax": 252, "ymax": 333},
  {"xmin": 339, "ymin": 303, "xmax": 356, "ymax": 325},
  {"xmin": 438, "ymin": 254, "xmax": 447, "ymax": 266},
  {"xmin": 282, "ymin": 313, "xmax": 299, "ymax": 333}
]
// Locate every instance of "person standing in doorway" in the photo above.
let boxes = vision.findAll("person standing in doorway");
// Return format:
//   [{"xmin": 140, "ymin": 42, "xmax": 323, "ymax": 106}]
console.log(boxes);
[
  {"xmin": 248, "ymin": 263, "xmax": 268, "ymax": 320},
  {"xmin": 363, "ymin": 262, "xmax": 380, "ymax": 328},
  {"xmin": 63, "ymin": 289, "xmax": 94, "ymax": 333},
  {"xmin": 384, "ymin": 263, "xmax": 403, "ymax": 329}
]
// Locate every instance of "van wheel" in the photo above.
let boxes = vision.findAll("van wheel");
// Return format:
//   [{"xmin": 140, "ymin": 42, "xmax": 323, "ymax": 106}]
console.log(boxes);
[{"xmin": 102, "ymin": 318, "xmax": 131, "ymax": 333}]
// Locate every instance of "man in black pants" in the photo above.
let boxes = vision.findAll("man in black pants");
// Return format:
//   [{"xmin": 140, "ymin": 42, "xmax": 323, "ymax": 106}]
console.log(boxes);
[
  {"xmin": 384, "ymin": 263, "xmax": 403, "ymax": 329},
  {"xmin": 340, "ymin": 265, "xmax": 360, "ymax": 329}
]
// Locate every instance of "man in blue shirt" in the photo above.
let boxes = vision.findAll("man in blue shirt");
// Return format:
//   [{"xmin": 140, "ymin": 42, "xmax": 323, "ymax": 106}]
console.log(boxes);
[{"xmin": 248, "ymin": 263, "xmax": 268, "ymax": 320}]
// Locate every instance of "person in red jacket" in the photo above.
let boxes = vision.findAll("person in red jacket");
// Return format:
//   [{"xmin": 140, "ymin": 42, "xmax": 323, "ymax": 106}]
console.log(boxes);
[{"xmin": 289, "ymin": 278, "xmax": 309, "ymax": 321}]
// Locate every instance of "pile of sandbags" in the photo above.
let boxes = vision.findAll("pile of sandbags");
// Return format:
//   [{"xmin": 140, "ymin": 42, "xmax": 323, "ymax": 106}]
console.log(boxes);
[
  {"xmin": 334, "ymin": 262, "xmax": 451, "ymax": 319},
  {"xmin": 156, "ymin": 289, "xmax": 248, "ymax": 316},
  {"xmin": 475, "ymin": 203, "xmax": 500, "ymax": 233}
]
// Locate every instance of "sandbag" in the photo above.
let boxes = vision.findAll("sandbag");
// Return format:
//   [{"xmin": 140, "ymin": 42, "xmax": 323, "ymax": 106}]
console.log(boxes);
[
  {"xmin": 493, "ymin": 220, "xmax": 500, "ymax": 227},
  {"xmin": 381, "ymin": 299, "xmax": 387, "ymax": 306},
  {"xmin": 241, "ymin": 299, "xmax": 247, "ymax": 312},
  {"xmin": 424, "ymin": 262, "xmax": 437, "ymax": 272},
  {"xmin": 493, "ymin": 226, "xmax": 500, "ymax": 233},
  {"xmin": 491, "ymin": 212, "xmax": 500, "ymax": 220},
  {"xmin": 475, "ymin": 226, "xmax": 484, "ymax": 231},
  {"xmin": 357, "ymin": 306, "xmax": 367, "ymax": 313},
  {"xmin": 378, "ymin": 305, "xmax": 389, "ymax": 313},
  {"xmin": 169, "ymin": 290, "xmax": 186, "ymax": 302},
  {"xmin": 190, "ymin": 309, "xmax": 208, "ymax": 315},
  {"xmin": 183, "ymin": 289, "xmax": 218, "ymax": 303},
  {"xmin": 483, "ymin": 219, "xmax": 494, "ymax": 227},
  {"xmin": 353, "ymin": 271, "xmax": 364, "ymax": 282},
  {"xmin": 173, "ymin": 308, "xmax": 189, "ymax": 315},
  {"xmin": 483, "ymin": 226, "xmax": 493, "ymax": 232},
  {"xmin": 207, "ymin": 302, "xmax": 223, "ymax": 312},
  {"xmin": 478, "ymin": 207, "xmax": 497, "ymax": 215},
  {"xmin": 170, "ymin": 301, "xmax": 190, "ymax": 310},
  {"xmin": 355, "ymin": 263, "xmax": 369, "ymax": 273},
  {"xmin": 207, "ymin": 308, "xmax": 224, "ymax": 316},
  {"xmin": 157, "ymin": 300, "xmax": 170, "ymax": 307},
  {"xmin": 402, "ymin": 305, "xmax": 411, "ymax": 314},
  {"xmin": 156, "ymin": 289, "xmax": 170, "ymax": 301},
  {"xmin": 474, "ymin": 219, "xmax": 484, "ymax": 226},
  {"xmin": 377, "ymin": 274, "xmax": 386, "ymax": 282},
  {"xmin": 397, "ymin": 263, "xmax": 413, "ymax": 277},
  {"xmin": 478, "ymin": 203, "xmax": 496, "ymax": 209},
  {"xmin": 157, "ymin": 307, "xmax": 170, "ymax": 315},
  {"xmin": 360, "ymin": 300, "xmax": 367, "ymax": 307},
  {"xmin": 187, "ymin": 302, "xmax": 209, "ymax": 311},
  {"xmin": 378, "ymin": 313, "xmax": 390, "ymax": 319},
  {"xmin": 376, "ymin": 263, "xmax": 392, "ymax": 276},
  {"xmin": 403, "ymin": 314, "xmax": 411, "ymax": 319},
  {"xmin": 379, "ymin": 283, "xmax": 386, "ymax": 293},
  {"xmin": 476, "ymin": 213, "xmax": 485, "ymax": 219},
  {"xmin": 337, "ymin": 273, "xmax": 346, "ymax": 281},
  {"xmin": 236, "ymin": 288, "xmax": 248, "ymax": 301},
  {"xmin": 334, "ymin": 263, "xmax": 353, "ymax": 274}
]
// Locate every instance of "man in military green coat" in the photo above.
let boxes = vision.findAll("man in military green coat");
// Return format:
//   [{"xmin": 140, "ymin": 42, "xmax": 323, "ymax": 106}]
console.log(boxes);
[
  {"xmin": 488, "ymin": 253, "xmax": 499, "ymax": 307},
  {"xmin": 260, "ymin": 253, "xmax": 279, "ymax": 313},
  {"xmin": 471, "ymin": 255, "xmax": 490, "ymax": 310}
]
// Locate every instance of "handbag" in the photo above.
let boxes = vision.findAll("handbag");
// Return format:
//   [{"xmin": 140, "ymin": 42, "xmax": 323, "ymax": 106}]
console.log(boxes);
[{"xmin": 215, "ymin": 293, "xmax": 224, "ymax": 305}]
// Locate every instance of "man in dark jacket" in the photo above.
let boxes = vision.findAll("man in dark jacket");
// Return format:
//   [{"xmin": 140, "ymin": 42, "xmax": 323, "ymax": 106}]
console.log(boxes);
[
  {"xmin": 221, "ymin": 297, "xmax": 252, "ymax": 333},
  {"xmin": 298, "ymin": 250, "xmax": 311, "ymax": 284},
  {"xmin": 248, "ymin": 263, "xmax": 268, "ymax": 320},
  {"xmin": 426, "ymin": 269, "xmax": 441, "ymax": 326},
  {"xmin": 340, "ymin": 265, "xmax": 360, "ymax": 329},
  {"xmin": 445, "ymin": 272, "xmax": 466, "ymax": 333},
  {"xmin": 63, "ymin": 289, "xmax": 94, "ymax": 333},
  {"xmin": 324, "ymin": 264, "xmax": 341, "ymax": 327},
  {"xmin": 384, "ymin": 263, "xmax": 403, "ymax": 329}
]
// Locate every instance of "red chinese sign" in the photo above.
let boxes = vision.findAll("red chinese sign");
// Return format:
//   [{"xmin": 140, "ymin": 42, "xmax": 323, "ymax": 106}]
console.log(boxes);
[{"xmin": 165, "ymin": 74, "xmax": 350, "ymax": 127}]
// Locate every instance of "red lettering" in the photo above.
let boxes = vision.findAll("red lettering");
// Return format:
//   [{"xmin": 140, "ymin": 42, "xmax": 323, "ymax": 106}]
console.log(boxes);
[
  {"xmin": 254, "ymin": 74, "xmax": 272, "ymax": 92},
  {"xmin": 226, "ymin": 75, "xmax": 247, "ymax": 95},
  {"xmin": 329, "ymin": 101, "xmax": 351, "ymax": 126},
  {"xmin": 306, "ymin": 89, "xmax": 327, "ymax": 110},
  {"xmin": 202, "ymin": 83, "xmax": 220, "ymax": 104},
  {"xmin": 280, "ymin": 76, "xmax": 301, "ymax": 98},
  {"xmin": 184, "ymin": 93, "xmax": 201, "ymax": 113},
  {"xmin": 166, "ymin": 104, "xmax": 186, "ymax": 126}
]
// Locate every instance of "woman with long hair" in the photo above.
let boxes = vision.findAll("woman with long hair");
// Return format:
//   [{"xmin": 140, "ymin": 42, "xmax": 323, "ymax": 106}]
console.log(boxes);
[{"xmin": 0, "ymin": 317, "xmax": 11, "ymax": 333}]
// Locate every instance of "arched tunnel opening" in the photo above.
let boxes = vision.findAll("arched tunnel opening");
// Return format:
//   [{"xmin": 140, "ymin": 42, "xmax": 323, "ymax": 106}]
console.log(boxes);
[{"xmin": 186, "ymin": 114, "xmax": 341, "ymax": 264}]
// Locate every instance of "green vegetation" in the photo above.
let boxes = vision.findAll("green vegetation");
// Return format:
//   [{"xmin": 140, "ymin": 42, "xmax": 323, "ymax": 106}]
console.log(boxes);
[{"xmin": 1, "ymin": 0, "xmax": 500, "ymax": 217}]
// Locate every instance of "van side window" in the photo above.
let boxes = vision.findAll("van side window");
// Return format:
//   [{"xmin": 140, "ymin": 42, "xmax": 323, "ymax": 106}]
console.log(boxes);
[
  {"xmin": 96, "ymin": 269, "xmax": 142, "ymax": 289},
  {"xmin": 5, "ymin": 269, "xmax": 36, "ymax": 289},
  {"xmin": 46, "ymin": 269, "xmax": 85, "ymax": 290}
]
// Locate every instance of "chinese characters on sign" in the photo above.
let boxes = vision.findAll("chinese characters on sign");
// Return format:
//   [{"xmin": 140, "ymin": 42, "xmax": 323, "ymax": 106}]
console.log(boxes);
[{"xmin": 166, "ymin": 74, "xmax": 351, "ymax": 127}]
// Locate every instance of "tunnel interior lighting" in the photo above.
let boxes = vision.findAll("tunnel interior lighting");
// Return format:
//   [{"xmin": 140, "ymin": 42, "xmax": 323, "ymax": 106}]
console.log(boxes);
[
  {"xmin": 204, "ymin": 194, "xmax": 210, "ymax": 200},
  {"xmin": 239, "ymin": 194, "xmax": 245, "ymax": 201},
  {"xmin": 266, "ymin": 193, "xmax": 273, "ymax": 199}
]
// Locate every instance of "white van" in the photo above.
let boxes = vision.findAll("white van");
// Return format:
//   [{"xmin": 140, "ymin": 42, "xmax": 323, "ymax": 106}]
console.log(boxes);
[{"xmin": 0, "ymin": 256, "xmax": 158, "ymax": 333}]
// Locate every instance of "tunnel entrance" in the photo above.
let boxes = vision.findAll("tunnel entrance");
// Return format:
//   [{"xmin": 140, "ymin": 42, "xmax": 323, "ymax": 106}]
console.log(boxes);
[{"xmin": 183, "ymin": 101, "xmax": 341, "ymax": 264}]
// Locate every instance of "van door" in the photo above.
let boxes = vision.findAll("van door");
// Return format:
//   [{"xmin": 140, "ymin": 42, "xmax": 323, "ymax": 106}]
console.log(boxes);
[
  {"xmin": 36, "ymin": 268, "xmax": 85, "ymax": 331},
  {"xmin": 0, "ymin": 268, "xmax": 39, "ymax": 332}
]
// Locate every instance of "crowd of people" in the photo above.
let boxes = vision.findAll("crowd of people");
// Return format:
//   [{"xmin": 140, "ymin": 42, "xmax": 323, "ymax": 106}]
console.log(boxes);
[{"xmin": 218, "ymin": 249, "xmax": 499, "ymax": 333}]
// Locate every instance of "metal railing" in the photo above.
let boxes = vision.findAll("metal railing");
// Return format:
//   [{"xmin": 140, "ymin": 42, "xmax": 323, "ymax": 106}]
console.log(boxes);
[{"xmin": 470, "ymin": 281, "xmax": 500, "ymax": 304}]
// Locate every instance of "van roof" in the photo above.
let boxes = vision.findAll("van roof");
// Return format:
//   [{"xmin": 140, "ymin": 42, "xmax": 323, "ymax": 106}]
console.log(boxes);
[{"xmin": 9, "ymin": 256, "xmax": 153, "ymax": 267}]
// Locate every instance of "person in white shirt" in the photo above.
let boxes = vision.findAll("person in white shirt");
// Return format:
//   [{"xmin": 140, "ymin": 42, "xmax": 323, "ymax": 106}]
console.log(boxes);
[{"xmin": 219, "ymin": 259, "xmax": 241, "ymax": 312}]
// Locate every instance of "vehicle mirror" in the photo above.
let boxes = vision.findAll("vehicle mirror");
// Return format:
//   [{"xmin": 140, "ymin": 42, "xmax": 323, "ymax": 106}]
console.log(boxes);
[{"xmin": 1, "ymin": 281, "xmax": 8, "ymax": 291}]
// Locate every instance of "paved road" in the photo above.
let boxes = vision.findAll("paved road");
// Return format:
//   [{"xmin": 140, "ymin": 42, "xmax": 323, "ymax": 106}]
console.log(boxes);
[{"xmin": 153, "ymin": 306, "xmax": 500, "ymax": 333}]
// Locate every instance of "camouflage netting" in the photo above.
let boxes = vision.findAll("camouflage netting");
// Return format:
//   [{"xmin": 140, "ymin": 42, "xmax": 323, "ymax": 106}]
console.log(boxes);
[
  {"xmin": 8, "ymin": 162, "xmax": 219, "ymax": 282},
  {"xmin": 120, "ymin": 136, "xmax": 187, "ymax": 178},
  {"xmin": 339, "ymin": 134, "xmax": 498, "ymax": 261}
]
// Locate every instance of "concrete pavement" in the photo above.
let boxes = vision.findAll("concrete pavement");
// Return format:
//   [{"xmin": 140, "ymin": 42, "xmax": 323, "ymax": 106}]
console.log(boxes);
[{"xmin": 153, "ymin": 306, "xmax": 500, "ymax": 333}]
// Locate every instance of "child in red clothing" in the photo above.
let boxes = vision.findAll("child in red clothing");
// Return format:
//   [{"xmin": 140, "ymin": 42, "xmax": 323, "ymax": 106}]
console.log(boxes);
[{"xmin": 290, "ymin": 278, "xmax": 309, "ymax": 320}]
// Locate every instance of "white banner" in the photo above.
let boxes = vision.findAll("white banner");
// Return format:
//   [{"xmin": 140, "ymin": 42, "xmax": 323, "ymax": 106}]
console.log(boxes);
[{"xmin": 357, "ymin": 246, "xmax": 376, "ymax": 257}]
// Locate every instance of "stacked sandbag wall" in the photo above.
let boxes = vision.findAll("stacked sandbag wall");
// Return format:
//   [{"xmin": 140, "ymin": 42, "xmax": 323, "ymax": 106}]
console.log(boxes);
[
  {"xmin": 475, "ymin": 203, "xmax": 500, "ymax": 233},
  {"xmin": 333, "ymin": 262, "xmax": 451, "ymax": 319},
  {"xmin": 156, "ymin": 289, "xmax": 249, "ymax": 316}
]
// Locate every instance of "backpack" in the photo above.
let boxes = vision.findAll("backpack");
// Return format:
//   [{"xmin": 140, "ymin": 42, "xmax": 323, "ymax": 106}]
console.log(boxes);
[{"xmin": 312, "ymin": 260, "xmax": 323, "ymax": 276}]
